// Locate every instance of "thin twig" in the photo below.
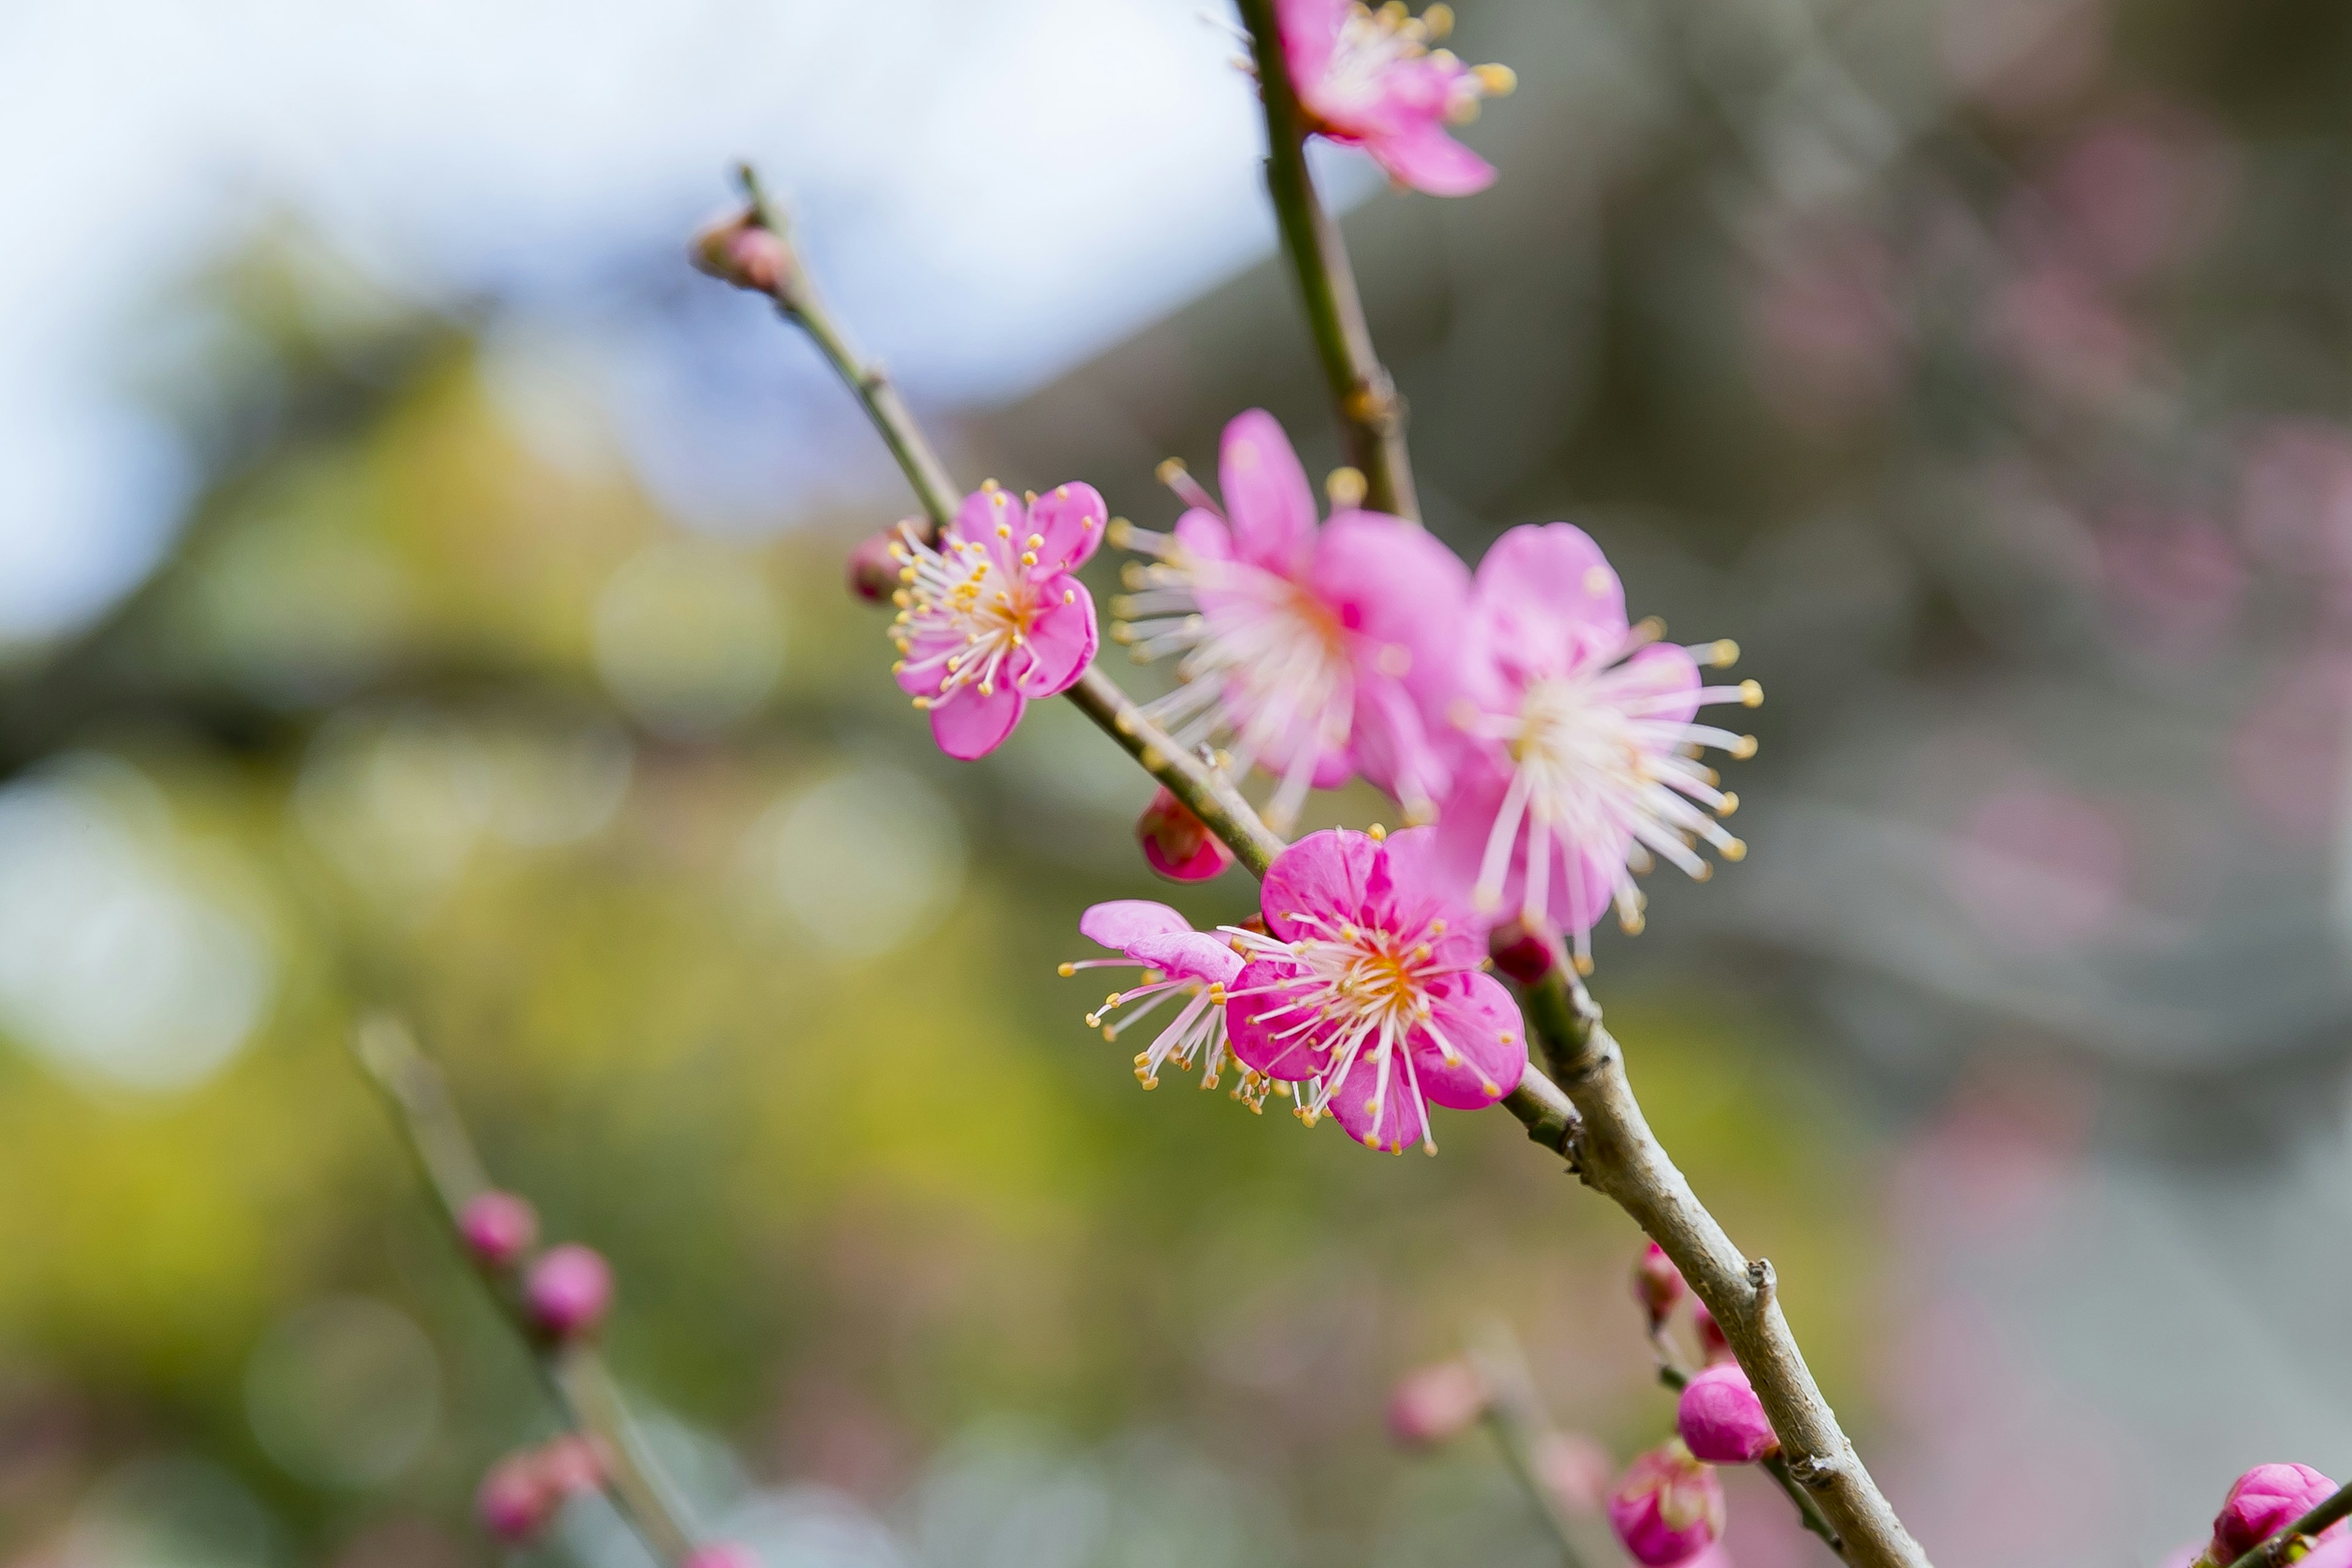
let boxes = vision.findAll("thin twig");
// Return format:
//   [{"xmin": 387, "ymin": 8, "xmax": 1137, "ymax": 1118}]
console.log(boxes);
[
  {"xmin": 1229, "ymin": 0, "xmax": 1421, "ymax": 522},
  {"xmin": 1471, "ymin": 1324, "xmax": 1592, "ymax": 1568},
  {"xmin": 352, "ymin": 1016, "xmax": 701, "ymax": 1567},
  {"xmin": 705, "ymin": 180, "xmax": 1932, "ymax": 1568},
  {"xmin": 2224, "ymin": 1480, "xmax": 2352, "ymax": 1568}
]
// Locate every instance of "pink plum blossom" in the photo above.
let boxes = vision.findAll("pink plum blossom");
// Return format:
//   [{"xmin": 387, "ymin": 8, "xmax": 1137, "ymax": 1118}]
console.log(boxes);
[
  {"xmin": 890, "ymin": 480, "xmax": 1106, "ymax": 760},
  {"xmin": 1676, "ymin": 1362, "xmax": 1777, "ymax": 1464},
  {"xmin": 459, "ymin": 1189, "xmax": 537, "ymax": 1270},
  {"xmin": 1433, "ymin": 523, "xmax": 1758, "ymax": 971},
  {"xmin": 1635, "ymin": 1240, "xmax": 1686, "ymax": 1331},
  {"xmin": 1063, "ymin": 899, "xmax": 1271, "ymax": 1108},
  {"xmin": 2209, "ymin": 1463, "xmax": 2341, "ymax": 1564},
  {"xmin": 1136, "ymin": 786, "xmax": 1234, "ymax": 881},
  {"xmin": 1113, "ymin": 410, "xmax": 1468, "ymax": 829},
  {"xmin": 1608, "ymin": 1438, "xmax": 1727, "ymax": 1567},
  {"xmin": 1221, "ymin": 826, "xmax": 1525, "ymax": 1153},
  {"xmin": 1276, "ymin": 0, "xmax": 1515, "ymax": 196}
]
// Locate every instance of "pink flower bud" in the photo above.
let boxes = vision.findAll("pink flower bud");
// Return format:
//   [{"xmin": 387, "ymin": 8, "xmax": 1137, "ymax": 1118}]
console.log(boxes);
[
  {"xmin": 1534, "ymin": 1430, "xmax": 1615, "ymax": 1516},
  {"xmin": 683, "ymin": 1547, "xmax": 761, "ymax": 1568},
  {"xmin": 1608, "ymin": 1439, "xmax": 1726, "ymax": 1568},
  {"xmin": 1677, "ymin": 1362, "xmax": 1777, "ymax": 1464},
  {"xmin": 458, "ymin": 1191, "xmax": 538, "ymax": 1271},
  {"xmin": 1137, "ymin": 788, "xmax": 1234, "ymax": 882},
  {"xmin": 526, "ymin": 1244, "xmax": 613, "ymax": 1339},
  {"xmin": 535, "ymin": 1433, "xmax": 606, "ymax": 1499},
  {"xmin": 1635, "ymin": 1242, "xmax": 1686, "ymax": 1331},
  {"xmin": 689, "ymin": 210, "xmax": 793, "ymax": 294},
  {"xmin": 477, "ymin": 1454, "xmax": 554, "ymax": 1543},
  {"xmin": 1385, "ymin": 1359, "xmax": 1492, "ymax": 1448},
  {"xmin": 1692, "ymin": 1300, "xmax": 1733, "ymax": 1364},
  {"xmin": 2212, "ymin": 1463, "xmax": 2340, "ymax": 1563},
  {"xmin": 1487, "ymin": 915, "xmax": 1563, "ymax": 984},
  {"xmin": 847, "ymin": 528, "xmax": 911, "ymax": 603}
]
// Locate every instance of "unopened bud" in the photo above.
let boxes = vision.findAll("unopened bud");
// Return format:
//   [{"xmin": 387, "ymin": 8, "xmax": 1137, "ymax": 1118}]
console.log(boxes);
[
  {"xmin": 1385, "ymin": 1358, "xmax": 1491, "ymax": 1448},
  {"xmin": 535, "ymin": 1433, "xmax": 606, "ymax": 1499},
  {"xmin": 2211, "ymin": 1463, "xmax": 2340, "ymax": 1564},
  {"xmin": 1691, "ymin": 1300, "xmax": 1732, "ymax": 1364},
  {"xmin": 847, "ymin": 527, "xmax": 910, "ymax": 603},
  {"xmin": 1607, "ymin": 1439, "xmax": 1725, "ymax": 1567},
  {"xmin": 477, "ymin": 1453, "xmax": 555, "ymax": 1544},
  {"xmin": 1676, "ymin": 1361, "xmax": 1777, "ymax": 1464},
  {"xmin": 690, "ymin": 209, "xmax": 793, "ymax": 295},
  {"xmin": 683, "ymin": 1547, "xmax": 762, "ymax": 1568},
  {"xmin": 526, "ymin": 1244, "xmax": 614, "ymax": 1339},
  {"xmin": 458, "ymin": 1190, "xmax": 538, "ymax": 1271},
  {"xmin": 1634, "ymin": 1242, "xmax": 1686, "ymax": 1332},
  {"xmin": 1138, "ymin": 787, "xmax": 1234, "ymax": 882},
  {"xmin": 1533, "ymin": 1430, "xmax": 1615, "ymax": 1517},
  {"xmin": 1487, "ymin": 915, "xmax": 1562, "ymax": 984}
]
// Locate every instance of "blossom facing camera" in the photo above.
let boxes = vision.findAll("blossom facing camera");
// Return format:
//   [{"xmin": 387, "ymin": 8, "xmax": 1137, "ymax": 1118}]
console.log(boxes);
[
  {"xmin": 890, "ymin": 480, "xmax": 1107, "ymax": 760},
  {"xmin": 1223, "ymin": 826, "xmax": 1526, "ymax": 1153},
  {"xmin": 1608, "ymin": 1439, "xmax": 1727, "ymax": 1567},
  {"xmin": 1063, "ymin": 899, "xmax": 1269, "ymax": 1107},
  {"xmin": 1114, "ymin": 410, "xmax": 1467, "ymax": 830},
  {"xmin": 1434, "ymin": 522, "xmax": 1758, "ymax": 972},
  {"xmin": 527, "ymin": 1244, "xmax": 614, "ymax": 1339},
  {"xmin": 458, "ymin": 1190, "xmax": 538, "ymax": 1271},
  {"xmin": 1635, "ymin": 1240, "xmax": 1686, "ymax": 1332},
  {"xmin": 1137, "ymin": 787, "xmax": 1234, "ymax": 881},
  {"xmin": 1677, "ymin": 1362, "xmax": 1777, "ymax": 1464},
  {"xmin": 1386, "ymin": 1358, "xmax": 1491, "ymax": 1447},
  {"xmin": 2211, "ymin": 1463, "xmax": 2341, "ymax": 1564},
  {"xmin": 1276, "ymin": 0, "xmax": 1515, "ymax": 196},
  {"xmin": 477, "ymin": 1454, "xmax": 554, "ymax": 1544}
]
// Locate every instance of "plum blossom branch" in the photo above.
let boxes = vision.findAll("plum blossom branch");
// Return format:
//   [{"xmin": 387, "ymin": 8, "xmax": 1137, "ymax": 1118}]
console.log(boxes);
[
  {"xmin": 1231, "ymin": 0, "xmax": 1421, "ymax": 522},
  {"xmin": 695, "ymin": 179, "xmax": 1931, "ymax": 1568},
  {"xmin": 2225, "ymin": 1480, "xmax": 2352, "ymax": 1568},
  {"xmin": 1468, "ymin": 1324, "xmax": 1594, "ymax": 1567},
  {"xmin": 352, "ymin": 1016, "xmax": 702, "ymax": 1567}
]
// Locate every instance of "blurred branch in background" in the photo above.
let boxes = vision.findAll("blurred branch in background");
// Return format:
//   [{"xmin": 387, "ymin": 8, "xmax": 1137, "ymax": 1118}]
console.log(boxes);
[{"xmin": 351, "ymin": 1015, "xmax": 699, "ymax": 1566}]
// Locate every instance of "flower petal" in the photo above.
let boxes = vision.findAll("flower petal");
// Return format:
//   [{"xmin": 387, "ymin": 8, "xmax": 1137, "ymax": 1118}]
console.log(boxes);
[
  {"xmin": 1367, "ymin": 123, "xmax": 1498, "ymax": 197},
  {"xmin": 1325, "ymin": 1040, "xmax": 1434, "ymax": 1152},
  {"xmin": 948, "ymin": 484, "xmax": 1028, "ymax": 572},
  {"xmin": 1127, "ymin": 930, "xmax": 1245, "ymax": 986},
  {"xmin": 927, "ymin": 683, "xmax": 1025, "ymax": 760},
  {"xmin": 1172, "ymin": 507, "xmax": 1234, "ymax": 564},
  {"xmin": 1410, "ymin": 971, "xmax": 1527, "ymax": 1109},
  {"xmin": 1276, "ymin": 0, "xmax": 1347, "ymax": 107},
  {"xmin": 1430, "ymin": 750, "xmax": 1627, "ymax": 933},
  {"xmin": 1011, "ymin": 580, "xmax": 1097, "ymax": 698},
  {"xmin": 1079, "ymin": 899, "xmax": 1193, "ymax": 951},
  {"xmin": 1026, "ymin": 481, "xmax": 1109, "ymax": 574},
  {"xmin": 1218, "ymin": 409, "xmax": 1319, "ymax": 575},
  {"xmin": 1463, "ymin": 522, "xmax": 1630, "ymax": 704},
  {"xmin": 894, "ymin": 628, "xmax": 963, "ymax": 699},
  {"xmin": 1260, "ymin": 827, "xmax": 1379, "ymax": 942},
  {"xmin": 1226, "ymin": 957, "xmax": 1326, "ymax": 1080},
  {"xmin": 1604, "ymin": 641, "xmax": 1702, "ymax": 728},
  {"xmin": 1313, "ymin": 508, "xmax": 1469, "ymax": 692}
]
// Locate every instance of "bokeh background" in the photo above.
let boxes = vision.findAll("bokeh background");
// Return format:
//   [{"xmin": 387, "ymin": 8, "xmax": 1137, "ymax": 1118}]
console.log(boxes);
[{"xmin": 2, "ymin": 0, "xmax": 2346, "ymax": 1564}]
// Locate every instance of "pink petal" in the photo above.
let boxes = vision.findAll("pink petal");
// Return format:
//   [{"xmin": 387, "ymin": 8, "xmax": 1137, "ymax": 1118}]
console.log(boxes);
[
  {"xmin": 1374, "ymin": 826, "xmax": 1484, "ymax": 966},
  {"xmin": 1276, "ymin": 0, "xmax": 1347, "ymax": 111},
  {"xmin": 1011, "ymin": 580, "xmax": 1097, "ymax": 698},
  {"xmin": 1218, "ymin": 409, "xmax": 1319, "ymax": 575},
  {"xmin": 1607, "ymin": 641, "xmax": 1702, "ymax": 728},
  {"xmin": 948, "ymin": 485, "xmax": 1028, "ymax": 572},
  {"xmin": 894, "ymin": 628, "xmax": 963, "ymax": 699},
  {"xmin": 1410, "ymin": 971, "xmax": 1527, "ymax": 1109},
  {"xmin": 1325, "ymin": 1043, "xmax": 1433, "ymax": 1152},
  {"xmin": 927, "ymin": 683, "xmax": 1026, "ymax": 760},
  {"xmin": 1464, "ymin": 522, "xmax": 1629, "ymax": 704},
  {"xmin": 1172, "ymin": 507, "xmax": 1234, "ymax": 563},
  {"xmin": 1430, "ymin": 751, "xmax": 1626, "ymax": 934},
  {"xmin": 1079, "ymin": 900, "xmax": 1193, "ymax": 950},
  {"xmin": 1226, "ymin": 957, "xmax": 1327, "ymax": 1080},
  {"xmin": 1311, "ymin": 508, "xmax": 1470, "ymax": 700},
  {"xmin": 1026, "ymin": 481, "xmax": 1110, "ymax": 574},
  {"xmin": 1367, "ymin": 123, "xmax": 1497, "ymax": 197},
  {"xmin": 1260, "ymin": 828, "xmax": 1379, "ymax": 942},
  {"xmin": 1350, "ymin": 672, "xmax": 1453, "ymax": 815},
  {"xmin": 1126, "ymin": 930, "xmax": 1245, "ymax": 986}
]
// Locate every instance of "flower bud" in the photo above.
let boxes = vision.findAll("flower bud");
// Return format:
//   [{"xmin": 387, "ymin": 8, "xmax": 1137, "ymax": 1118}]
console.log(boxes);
[
  {"xmin": 1487, "ymin": 915, "xmax": 1562, "ymax": 984},
  {"xmin": 526, "ymin": 1244, "xmax": 614, "ymax": 1339},
  {"xmin": 683, "ymin": 1547, "xmax": 761, "ymax": 1568},
  {"xmin": 1385, "ymin": 1358, "xmax": 1492, "ymax": 1448},
  {"xmin": 1691, "ymin": 1300, "xmax": 1732, "ymax": 1364},
  {"xmin": 535, "ymin": 1433, "xmax": 606, "ymax": 1499},
  {"xmin": 689, "ymin": 209, "xmax": 793, "ymax": 294},
  {"xmin": 477, "ymin": 1453, "xmax": 555, "ymax": 1543},
  {"xmin": 847, "ymin": 528, "xmax": 910, "ymax": 603},
  {"xmin": 1676, "ymin": 1361, "xmax": 1777, "ymax": 1464},
  {"xmin": 1137, "ymin": 788, "xmax": 1234, "ymax": 882},
  {"xmin": 1534, "ymin": 1430, "xmax": 1615, "ymax": 1517},
  {"xmin": 1607, "ymin": 1439, "xmax": 1727, "ymax": 1567},
  {"xmin": 2211, "ymin": 1463, "xmax": 2340, "ymax": 1563},
  {"xmin": 458, "ymin": 1190, "xmax": 538, "ymax": 1271},
  {"xmin": 1635, "ymin": 1242, "xmax": 1686, "ymax": 1332}
]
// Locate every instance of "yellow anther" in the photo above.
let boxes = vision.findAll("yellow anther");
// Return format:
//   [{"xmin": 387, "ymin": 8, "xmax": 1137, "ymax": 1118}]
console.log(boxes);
[
  {"xmin": 1024, "ymin": 490, "xmax": 1038, "ymax": 504},
  {"xmin": 892, "ymin": 589, "xmax": 911, "ymax": 608},
  {"xmin": 1693, "ymin": 862, "xmax": 1714, "ymax": 883},
  {"xmin": 1325, "ymin": 466, "xmax": 1368, "ymax": 508},
  {"xmin": 996, "ymin": 522, "xmax": 1012, "ymax": 538},
  {"xmin": 1620, "ymin": 910, "xmax": 1646, "ymax": 935},
  {"xmin": 912, "ymin": 696, "xmax": 931, "ymax": 710},
  {"xmin": 1020, "ymin": 551, "xmax": 1039, "ymax": 566},
  {"xmin": 1430, "ymin": 919, "xmax": 1447, "ymax": 934},
  {"xmin": 1707, "ymin": 639, "xmax": 1740, "ymax": 667},
  {"xmin": 1107, "ymin": 518, "xmax": 1134, "ymax": 549},
  {"xmin": 1732, "ymin": 735, "xmax": 1759, "ymax": 760},
  {"xmin": 1063, "ymin": 588, "xmax": 1075, "ymax": 605},
  {"xmin": 1111, "ymin": 624, "xmax": 1135, "ymax": 644},
  {"xmin": 1025, "ymin": 533, "xmax": 1044, "ymax": 549},
  {"xmin": 1498, "ymin": 1030, "xmax": 1515, "ymax": 1044},
  {"xmin": 1423, "ymin": 2, "xmax": 1453, "ymax": 37},
  {"xmin": 1056, "ymin": 484, "xmax": 1070, "ymax": 499},
  {"xmin": 1739, "ymin": 679, "xmax": 1763, "ymax": 707},
  {"xmin": 1722, "ymin": 838, "xmax": 1747, "ymax": 862},
  {"xmin": 1155, "ymin": 458, "xmax": 1187, "ymax": 484},
  {"xmin": 1717, "ymin": 791, "xmax": 1739, "ymax": 816},
  {"xmin": 1057, "ymin": 962, "xmax": 1076, "ymax": 976},
  {"xmin": 981, "ymin": 477, "xmax": 1000, "ymax": 491},
  {"xmin": 1474, "ymin": 62, "xmax": 1516, "ymax": 96},
  {"xmin": 1368, "ymin": 823, "xmax": 1387, "ymax": 842},
  {"xmin": 891, "ymin": 660, "xmax": 906, "ymax": 674},
  {"xmin": 1105, "ymin": 992, "xmax": 1123, "ymax": 1007},
  {"xmin": 1121, "ymin": 562, "xmax": 1147, "ymax": 590},
  {"xmin": 1572, "ymin": 953, "xmax": 1596, "ymax": 976},
  {"xmin": 1635, "ymin": 614, "xmax": 1666, "ymax": 640}
]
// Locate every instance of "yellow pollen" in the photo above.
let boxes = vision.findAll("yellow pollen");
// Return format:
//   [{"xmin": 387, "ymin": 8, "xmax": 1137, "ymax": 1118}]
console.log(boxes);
[
  {"xmin": 1474, "ymin": 62, "xmax": 1516, "ymax": 96},
  {"xmin": 1057, "ymin": 962, "xmax": 1076, "ymax": 977},
  {"xmin": 1707, "ymin": 639, "xmax": 1740, "ymax": 667},
  {"xmin": 1732, "ymin": 735, "xmax": 1759, "ymax": 760},
  {"xmin": 1739, "ymin": 679, "xmax": 1763, "ymax": 707},
  {"xmin": 1367, "ymin": 823, "xmax": 1388, "ymax": 842},
  {"xmin": 1718, "ymin": 792, "xmax": 1740, "ymax": 816},
  {"xmin": 1722, "ymin": 839, "xmax": 1747, "ymax": 862}
]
